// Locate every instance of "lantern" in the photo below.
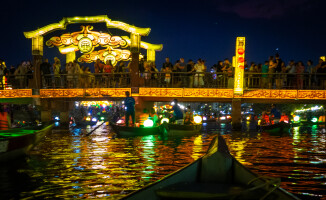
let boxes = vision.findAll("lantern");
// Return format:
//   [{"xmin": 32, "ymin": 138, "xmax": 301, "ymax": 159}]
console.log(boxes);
[{"xmin": 193, "ymin": 116, "xmax": 202, "ymax": 124}]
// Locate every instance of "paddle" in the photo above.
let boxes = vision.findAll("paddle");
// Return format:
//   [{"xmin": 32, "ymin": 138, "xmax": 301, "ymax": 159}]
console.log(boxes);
[{"xmin": 85, "ymin": 121, "xmax": 105, "ymax": 136}]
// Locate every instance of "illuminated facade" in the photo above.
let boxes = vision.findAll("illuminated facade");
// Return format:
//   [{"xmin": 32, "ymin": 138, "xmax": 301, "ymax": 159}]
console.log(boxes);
[{"xmin": 24, "ymin": 15, "xmax": 163, "ymax": 64}]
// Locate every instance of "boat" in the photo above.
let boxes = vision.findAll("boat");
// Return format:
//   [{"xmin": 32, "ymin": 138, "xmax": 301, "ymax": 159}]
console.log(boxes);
[
  {"xmin": 167, "ymin": 123, "xmax": 202, "ymax": 136},
  {"xmin": 109, "ymin": 121, "xmax": 166, "ymax": 137},
  {"xmin": 0, "ymin": 123, "xmax": 54, "ymax": 162},
  {"xmin": 259, "ymin": 121, "xmax": 291, "ymax": 135},
  {"xmin": 121, "ymin": 136, "xmax": 300, "ymax": 200}
]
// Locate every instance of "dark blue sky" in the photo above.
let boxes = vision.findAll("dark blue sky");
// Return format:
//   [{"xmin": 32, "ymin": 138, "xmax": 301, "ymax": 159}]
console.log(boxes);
[{"xmin": 1, "ymin": 0, "xmax": 326, "ymax": 70}]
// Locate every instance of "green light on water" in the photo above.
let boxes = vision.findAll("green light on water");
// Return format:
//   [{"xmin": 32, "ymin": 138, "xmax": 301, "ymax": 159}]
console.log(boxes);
[{"xmin": 311, "ymin": 118, "xmax": 318, "ymax": 123}]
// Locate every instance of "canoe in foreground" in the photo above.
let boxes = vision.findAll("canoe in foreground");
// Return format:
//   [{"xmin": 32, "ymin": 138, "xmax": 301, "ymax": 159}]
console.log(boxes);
[
  {"xmin": 259, "ymin": 122, "xmax": 291, "ymax": 134},
  {"xmin": 110, "ymin": 121, "xmax": 165, "ymax": 137},
  {"xmin": 0, "ymin": 124, "xmax": 54, "ymax": 162},
  {"xmin": 167, "ymin": 123, "xmax": 202, "ymax": 136},
  {"xmin": 122, "ymin": 136, "xmax": 300, "ymax": 200}
]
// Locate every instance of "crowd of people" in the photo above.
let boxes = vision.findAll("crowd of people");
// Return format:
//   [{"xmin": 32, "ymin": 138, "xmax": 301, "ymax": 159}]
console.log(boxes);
[{"xmin": 1, "ymin": 53, "xmax": 326, "ymax": 89}]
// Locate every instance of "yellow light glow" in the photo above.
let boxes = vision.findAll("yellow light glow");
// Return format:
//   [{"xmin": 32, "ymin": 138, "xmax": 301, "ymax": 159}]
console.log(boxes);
[
  {"xmin": 121, "ymin": 36, "xmax": 163, "ymax": 51},
  {"xmin": 234, "ymin": 37, "xmax": 245, "ymax": 95},
  {"xmin": 321, "ymin": 56, "xmax": 326, "ymax": 61},
  {"xmin": 161, "ymin": 118, "xmax": 169, "ymax": 124},
  {"xmin": 59, "ymin": 46, "xmax": 78, "ymax": 54},
  {"xmin": 147, "ymin": 49, "xmax": 155, "ymax": 62},
  {"xmin": 193, "ymin": 116, "xmax": 202, "ymax": 124},
  {"xmin": 24, "ymin": 15, "xmax": 151, "ymax": 39}
]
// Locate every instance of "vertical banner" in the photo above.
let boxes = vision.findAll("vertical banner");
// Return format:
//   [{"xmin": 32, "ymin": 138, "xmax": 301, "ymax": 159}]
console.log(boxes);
[{"xmin": 234, "ymin": 37, "xmax": 245, "ymax": 95}]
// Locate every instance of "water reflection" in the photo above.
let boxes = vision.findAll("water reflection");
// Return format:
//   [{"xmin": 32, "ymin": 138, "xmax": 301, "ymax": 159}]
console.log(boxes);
[
  {"xmin": 224, "ymin": 125, "xmax": 326, "ymax": 200},
  {"xmin": 1, "ymin": 123, "xmax": 325, "ymax": 199},
  {"xmin": 4, "ymin": 124, "xmax": 214, "ymax": 199}
]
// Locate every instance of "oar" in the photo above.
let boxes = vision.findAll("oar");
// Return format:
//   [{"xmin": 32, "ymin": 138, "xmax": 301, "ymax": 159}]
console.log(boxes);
[{"xmin": 85, "ymin": 121, "xmax": 105, "ymax": 136}]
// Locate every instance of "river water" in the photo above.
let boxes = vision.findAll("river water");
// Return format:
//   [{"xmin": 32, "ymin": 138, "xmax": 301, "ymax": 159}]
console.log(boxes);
[{"xmin": 0, "ymin": 123, "xmax": 325, "ymax": 200}]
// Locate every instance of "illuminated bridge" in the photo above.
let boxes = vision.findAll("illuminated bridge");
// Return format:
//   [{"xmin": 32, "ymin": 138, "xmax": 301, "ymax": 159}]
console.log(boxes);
[{"xmin": 2, "ymin": 15, "xmax": 325, "ymax": 128}]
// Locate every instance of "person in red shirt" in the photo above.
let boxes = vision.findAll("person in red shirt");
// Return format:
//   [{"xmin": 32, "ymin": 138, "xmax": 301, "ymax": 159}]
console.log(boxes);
[
  {"xmin": 261, "ymin": 111, "xmax": 270, "ymax": 125},
  {"xmin": 279, "ymin": 112, "xmax": 289, "ymax": 123},
  {"xmin": 103, "ymin": 60, "xmax": 113, "ymax": 87}
]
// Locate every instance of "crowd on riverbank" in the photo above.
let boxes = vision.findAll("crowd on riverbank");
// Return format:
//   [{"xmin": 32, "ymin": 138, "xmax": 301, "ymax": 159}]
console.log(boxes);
[{"xmin": 1, "ymin": 53, "xmax": 326, "ymax": 89}]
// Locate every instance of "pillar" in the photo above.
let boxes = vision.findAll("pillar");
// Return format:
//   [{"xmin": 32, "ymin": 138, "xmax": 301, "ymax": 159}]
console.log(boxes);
[
  {"xmin": 66, "ymin": 51, "xmax": 76, "ymax": 63},
  {"xmin": 32, "ymin": 36, "xmax": 43, "ymax": 89},
  {"xmin": 147, "ymin": 49, "xmax": 155, "ymax": 62},
  {"xmin": 130, "ymin": 33, "xmax": 141, "ymax": 90},
  {"xmin": 231, "ymin": 99, "xmax": 242, "ymax": 130},
  {"xmin": 40, "ymin": 99, "xmax": 52, "ymax": 122}
]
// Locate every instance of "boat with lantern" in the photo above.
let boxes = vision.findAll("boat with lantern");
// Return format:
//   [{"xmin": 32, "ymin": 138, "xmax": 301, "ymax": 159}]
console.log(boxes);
[
  {"xmin": 259, "ymin": 121, "xmax": 291, "ymax": 135},
  {"xmin": 121, "ymin": 135, "xmax": 300, "ymax": 200},
  {"xmin": 109, "ymin": 121, "xmax": 167, "ymax": 137},
  {"xmin": 163, "ymin": 115, "xmax": 203, "ymax": 136},
  {"xmin": 0, "ymin": 123, "xmax": 54, "ymax": 162}
]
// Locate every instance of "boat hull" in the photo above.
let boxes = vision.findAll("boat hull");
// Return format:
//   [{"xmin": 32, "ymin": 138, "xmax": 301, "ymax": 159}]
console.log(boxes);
[
  {"xmin": 167, "ymin": 124, "xmax": 202, "ymax": 136},
  {"xmin": 259, "ymin": 122, "xmax": 291, "ymax": 134},
  {"xmin": 0, "ymin": 124, "xmax": 54, "ymax": 162},
  {"xmin": 110, "ymin": 122, "xmax": 164, "ymax": 137},
  {"xmin": 121, "ymin": 136, "xmax": 299, "ymax": 200}
]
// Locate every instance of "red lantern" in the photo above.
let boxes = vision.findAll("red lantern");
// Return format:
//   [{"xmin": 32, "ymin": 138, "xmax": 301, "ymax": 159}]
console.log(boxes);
[
  {"xmin": 238, "ymin": 57, "xmax": 244, "ymax": 63},
  {"xmin": 238, "ymin": 47, "xmax": 244, "ymax": 55},
  {"xmin": 239, "ymin": 65, "xmax": 244, "ymax": 69}
]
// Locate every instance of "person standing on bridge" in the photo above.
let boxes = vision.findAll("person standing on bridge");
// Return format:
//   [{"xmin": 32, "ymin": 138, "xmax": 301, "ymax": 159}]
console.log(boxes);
[{"xmin": 124, "ymin": 91, "xmax": 135, "ymax": 127}]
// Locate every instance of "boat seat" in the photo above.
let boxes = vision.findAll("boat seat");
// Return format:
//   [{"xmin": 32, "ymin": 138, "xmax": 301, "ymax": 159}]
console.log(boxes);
[{"xmin": 156, "ymin": 182, "xmax": 254, "ymax": 199}]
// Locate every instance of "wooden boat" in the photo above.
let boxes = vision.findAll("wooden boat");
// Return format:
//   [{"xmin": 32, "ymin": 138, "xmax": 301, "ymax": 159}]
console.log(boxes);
[
  {"xmin": 110, "ymin": 121, "xmax": 166, "ymax": 137},
  {"xmin": 0, "ymin": 123, "xmax": 54, "ymax": 162},
  {"xmin": 259, "ymin": 121, "xmax": 291, "ymax": 135},
  {"xmin": 167, "ymin": 123, "xmax": 202, "ymax": 136},
  {"xmin": 121, "ymin": 136, "xmax": 300, "ymax": 200}
]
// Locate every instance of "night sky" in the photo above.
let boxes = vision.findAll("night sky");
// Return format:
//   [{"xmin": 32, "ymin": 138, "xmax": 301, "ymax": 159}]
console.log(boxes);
[{"xmin": 1, "ymin": 0, "xmax": 326, "ymax": 70}]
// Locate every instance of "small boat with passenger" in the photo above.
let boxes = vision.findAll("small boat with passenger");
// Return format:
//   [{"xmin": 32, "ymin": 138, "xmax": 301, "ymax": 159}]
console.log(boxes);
[
  {"xmin": 109, "ymin": 121, "xmax": 166, "ymax": 137},
  {"xmin": 259, "ymin": 121, "xmax": 291, "ymax": 135},
  {"xmin": 0, "ymin": 123, "xmax": 54, "ymax": 162},
  {"xmin": 121, "ymin": 135, "xmax": 300, "ymax": 200}
]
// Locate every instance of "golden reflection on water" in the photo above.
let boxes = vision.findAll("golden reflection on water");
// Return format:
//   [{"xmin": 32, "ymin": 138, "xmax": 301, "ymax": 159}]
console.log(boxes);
[
  {"xmin": 4, "ymin": 123, "xmax": 326, "ymax": 200},
  {"xmin": 224, "ymin": 125, "xmax": 326, "ymax": 200},
  {"xmin": 22, "ymin": 124, "xmax": 215, "ymax": 199}
]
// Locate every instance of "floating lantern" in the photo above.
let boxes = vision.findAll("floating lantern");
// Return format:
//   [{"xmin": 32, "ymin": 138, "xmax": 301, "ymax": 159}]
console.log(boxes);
[
  {"xmin": 92, "ymin": 117, "xmax": 97, "ymax": 122},
  {"xmin": 86, "ymin": 117, "xmax": 91, "ymax": 121},
  {"xmin": 311, "ymin": 117, "xmax": 318, "ymax": 123}
]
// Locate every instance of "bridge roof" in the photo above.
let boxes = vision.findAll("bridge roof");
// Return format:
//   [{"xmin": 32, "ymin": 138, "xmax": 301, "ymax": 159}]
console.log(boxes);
[{"xmin": 24, "ymin": 15, "xmax": 151, "ymax": 38}]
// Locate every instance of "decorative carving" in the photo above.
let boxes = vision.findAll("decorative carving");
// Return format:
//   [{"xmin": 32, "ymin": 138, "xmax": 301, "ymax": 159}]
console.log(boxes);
[
  {"xmin": 78, "ymin": 47, "xmax": 131, "ymax": 64},
  {"xmin": 46, "ymin": 25, "xmax": 128, "ymax": 54},
  {"xmin": 0, "ymin": 89, "xmax": 32, "ymax": 98},
  {"xmin": 40, "ymin": 88, "xmax": 131, "ymax": 98}
]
